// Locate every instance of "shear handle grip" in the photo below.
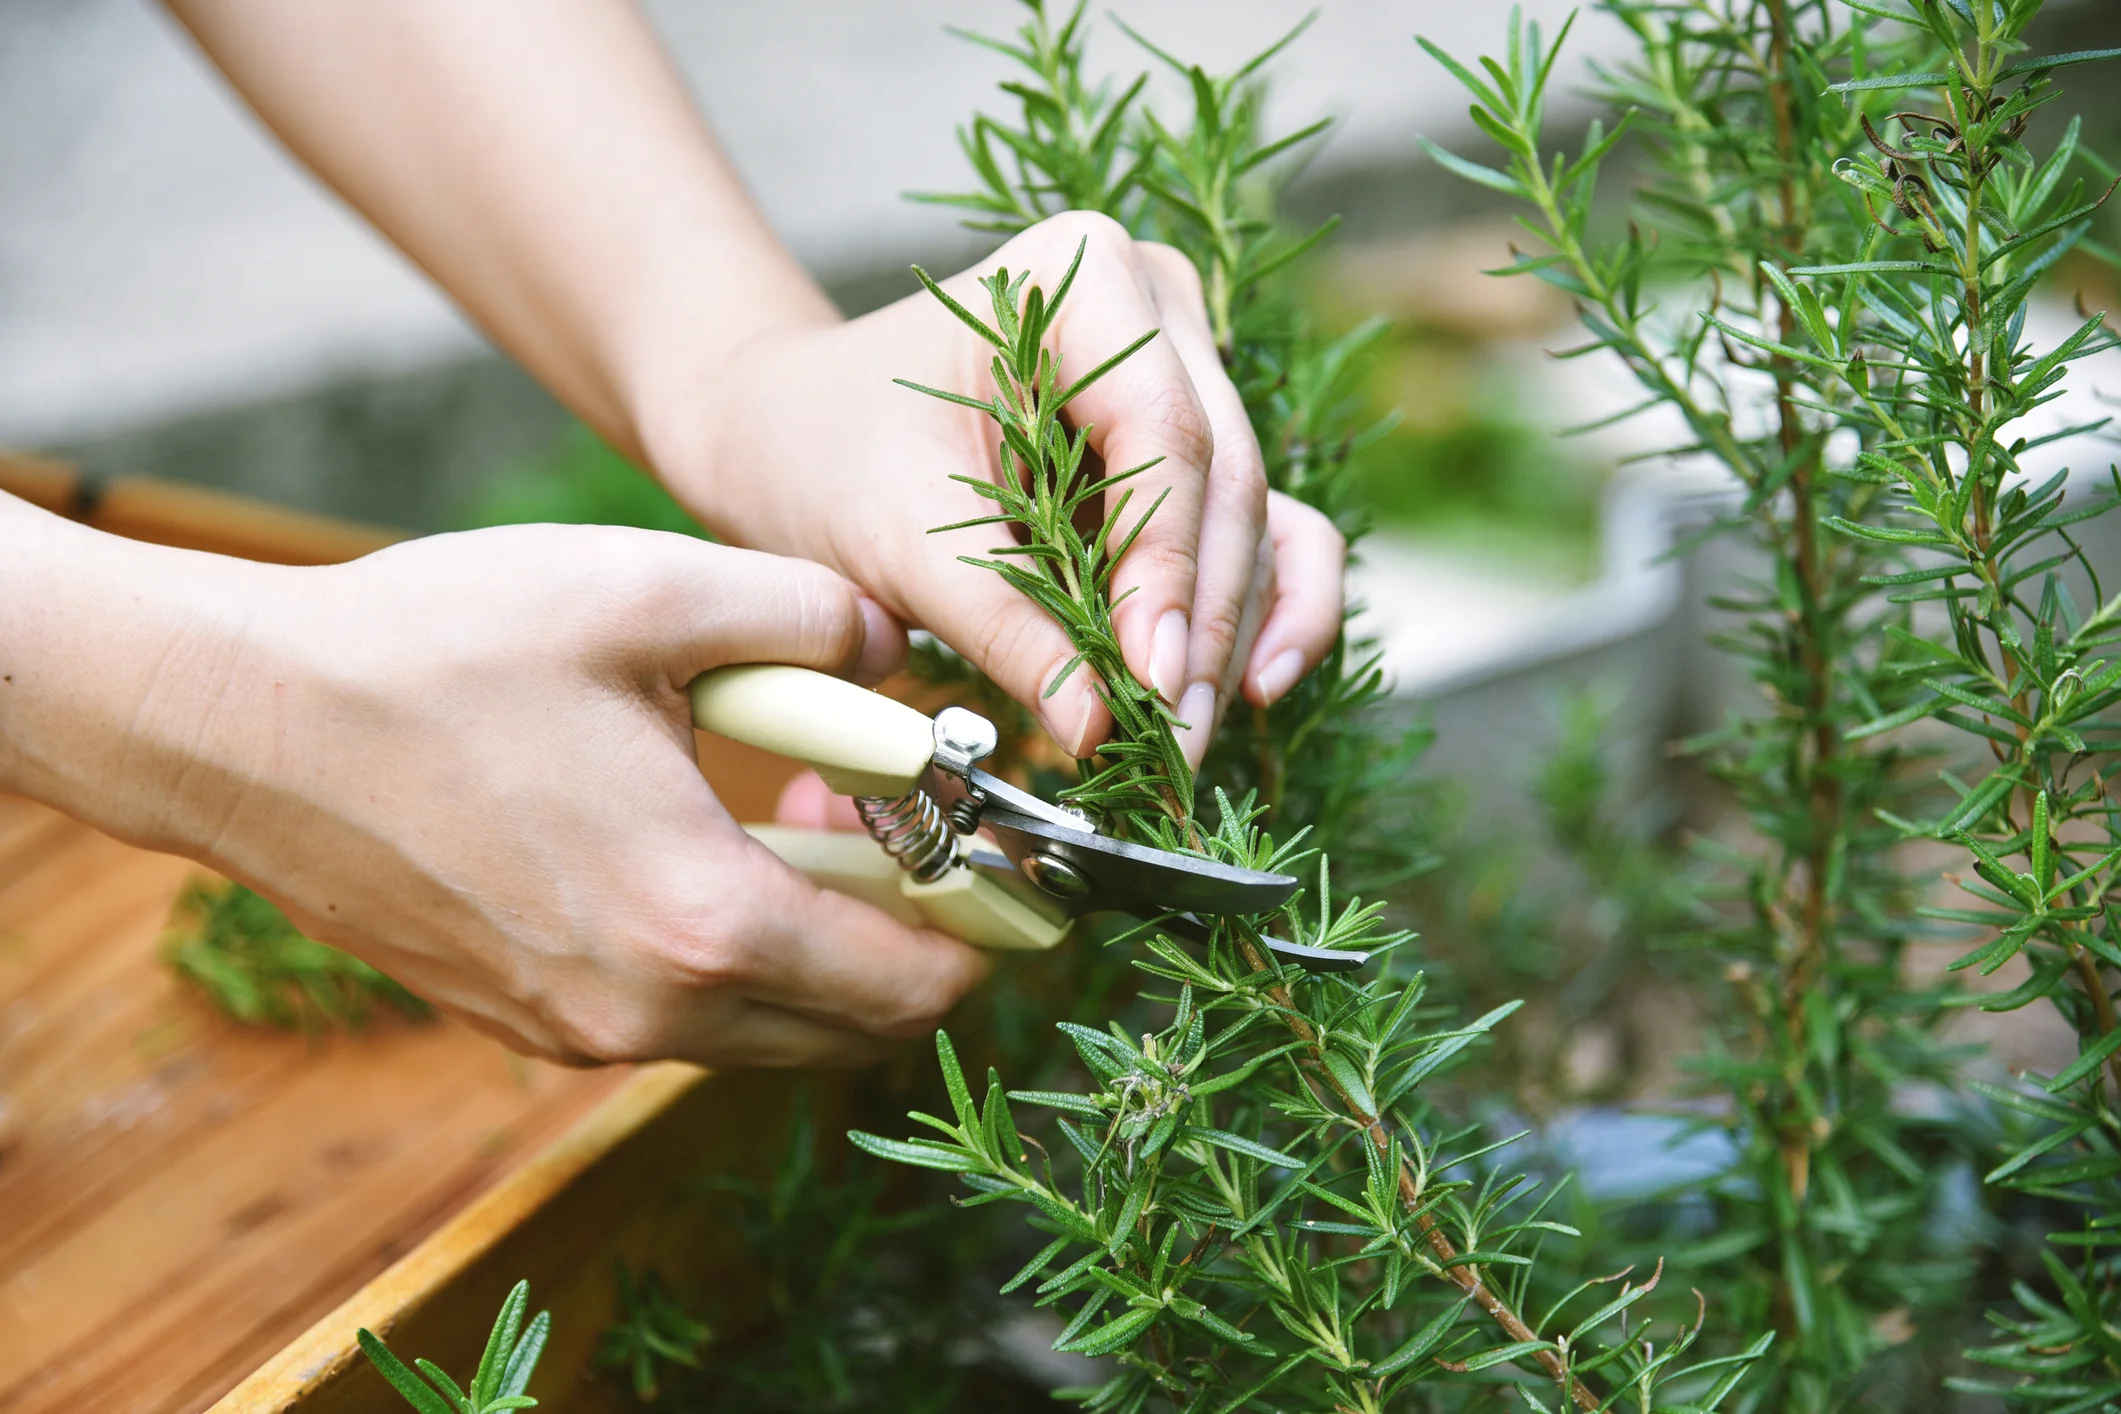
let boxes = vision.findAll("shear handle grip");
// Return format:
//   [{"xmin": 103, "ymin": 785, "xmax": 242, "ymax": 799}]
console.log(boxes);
[
  {"xmin": 689, "ymin": 664, "xmax": 934, "ymax": 799},
  {"xmin": 744, "ymin": 824, "xmax": 1069, "ymax": 952}
]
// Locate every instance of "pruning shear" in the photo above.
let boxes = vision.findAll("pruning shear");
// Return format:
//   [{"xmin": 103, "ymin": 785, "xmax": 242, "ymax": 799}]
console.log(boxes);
[{"xmin": 690, "ymin": 665, "xmax": 1370, "ymax": 972}]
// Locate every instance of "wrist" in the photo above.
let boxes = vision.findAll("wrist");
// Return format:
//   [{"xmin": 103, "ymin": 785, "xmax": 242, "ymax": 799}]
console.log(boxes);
[
  {"xmin": 626, "ymin": 286, "xmax": 838, "ymax": 534},
  {"xmin": 0, "ymin": 495, "xmax": 285, "ymax": 856}
]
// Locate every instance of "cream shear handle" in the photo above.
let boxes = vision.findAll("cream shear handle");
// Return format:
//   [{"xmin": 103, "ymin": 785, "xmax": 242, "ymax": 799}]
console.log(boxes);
[
  {"xmin": 689, "ymin": 663, "xmax": 934, "ymax": 799},
  {"xmin": 688, "ymin": 664, "xmax": 1068, "ymax": 952}
]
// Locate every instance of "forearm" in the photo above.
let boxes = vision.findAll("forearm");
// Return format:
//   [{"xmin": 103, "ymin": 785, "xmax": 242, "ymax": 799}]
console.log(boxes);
[
  {"xmin": 162, "ymin": 0, "xmax": 836, "ymax": 464},
  {"xmin": 0, "ymin": 494, "xmax": 272, "ymax": 856}
]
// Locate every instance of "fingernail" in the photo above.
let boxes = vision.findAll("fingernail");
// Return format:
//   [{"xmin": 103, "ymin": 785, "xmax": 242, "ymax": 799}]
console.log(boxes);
[
  {"xmin": 1150, "ymin": 609, "xmax": 1189, "ymax": 703},
  {"xmin": 1174, "ymin": 680, "xmax": 1218, "ymax": 771},
  {"xmin": 1253, "ymin": 648, "xmax": 1305, "ymax": 706},
  {"xmin": 1046, "ymin": 674, "xmax": 1103, "ymax": 758},
  {"xmin": 854, "ymin": 598, "xmax": 902, "ymax": 686}
]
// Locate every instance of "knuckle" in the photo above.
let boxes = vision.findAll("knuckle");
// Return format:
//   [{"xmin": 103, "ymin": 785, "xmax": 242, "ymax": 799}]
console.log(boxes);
[
  {"xmin": 1138, "ymin": 381, "xmax": 1216, "ymax": 477},
  {"xmin": 1140, "ymin": 241, "xmax": 1206, "ymax": 299},
  {"xmin": 1193, "ymin": 595, "xmax": 1247, "ymax": 661},
  {"xmin": 552, "ymin": 1003, "xmax": 667, "ymax": 1067},
  {"xmin": 569, "ymin": 529, "xmax": 692, "ymax": 624},
  {"xmin": 1039, "ymin": 208, "xmax": 1133, "ymax": 257},
  {"xmin": 1222, "ymin": 438, "xmax": 1268, "ymax": 510},
  {"xmin": 785, "ymin": 561, "xmax": 866, "ymax": 670},
  {"xmin": 871, "ymin": 955, "xmax": 976, "ymax": 1040},
  {"xmin": 1119, "ymin": 535, "xmax": 1200, "ymax": 596},
  {"xmin": 967, "ymin": 610, "xmax": 1058, "ymax": 696},
  {"xmin": 659, "ymin": 896, "xmax": 763, "ymax": 994}
]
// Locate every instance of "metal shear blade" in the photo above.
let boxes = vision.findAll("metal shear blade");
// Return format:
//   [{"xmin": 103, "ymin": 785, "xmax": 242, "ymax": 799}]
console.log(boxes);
[
  {"xmin": 963, "ymin": 789, "xmax": 1370, "ymax": 974},
  {"xmin": 927, "ymin": 712, "xmax": 1371, "ymax": 973},
  {"xmin": 1153, "ymin": 910, "xmax": 1373, "ymax": 975},
  {"xmin": 978, "ymin": 804, "xmax": 1298, "ymax": 917}
]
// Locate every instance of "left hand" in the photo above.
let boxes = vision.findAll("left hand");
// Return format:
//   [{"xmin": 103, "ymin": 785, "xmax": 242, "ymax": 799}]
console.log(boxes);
[{"xmin": 644, "ymin": 212, "xmax": 1347, "ymax": 770}]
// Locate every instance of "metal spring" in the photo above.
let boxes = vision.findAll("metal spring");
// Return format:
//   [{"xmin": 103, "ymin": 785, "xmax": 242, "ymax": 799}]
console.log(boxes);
[{"xmin": 855, "ymin": 787, "xmax": 956, "ymax": 883}]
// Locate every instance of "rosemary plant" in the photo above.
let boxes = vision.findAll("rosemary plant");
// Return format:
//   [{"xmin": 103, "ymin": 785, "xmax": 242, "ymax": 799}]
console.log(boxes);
[
  {"xmin": 598, "ymin": 1265, "xmax": 711, "ymax": 1403},
  {"xmin": 915, "ymin": 1, "xmax": 1423, "ymax": 880},
  {"xmin": 1428, "ymin": 0, "xmax": 2121, "ymax": 1406},
  {"xmin": 856, "ymin": 7, "xmax": 1764, "ymax": 1409},
  {"xmin": 1780, "ymin": 7, "xmax": 2121, "ymax": 1404}
]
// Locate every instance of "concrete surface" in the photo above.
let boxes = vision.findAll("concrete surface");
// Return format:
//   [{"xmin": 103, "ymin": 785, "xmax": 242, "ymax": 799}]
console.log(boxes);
[{"xmin": 0, "ymin": 0, "xmax": 1618, "ymax": 451}]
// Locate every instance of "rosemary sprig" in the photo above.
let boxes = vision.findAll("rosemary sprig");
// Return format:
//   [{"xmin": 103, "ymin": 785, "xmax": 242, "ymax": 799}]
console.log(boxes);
[
  {"xmin": 359, "ymin": 1279, "xmax": 549, "ymax": 1414},
  {"xmin": 911, "ymin": 0, "xmax": 1148, "ymax": 231},
  {"xmin": 901, "ymin": 241, "xmax": 1194, "ymax": 832}
]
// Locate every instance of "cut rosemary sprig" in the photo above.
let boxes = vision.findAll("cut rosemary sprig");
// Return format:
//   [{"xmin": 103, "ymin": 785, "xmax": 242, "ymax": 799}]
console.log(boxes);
[{"xmin": 163, "ymin": 876, "xmax": 430, "ymax": 1032}]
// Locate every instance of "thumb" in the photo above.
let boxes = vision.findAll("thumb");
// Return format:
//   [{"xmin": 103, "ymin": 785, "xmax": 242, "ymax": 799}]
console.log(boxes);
[{"xmin": 642, "ymin": 542, "xmax": 907, "ymax": 685}]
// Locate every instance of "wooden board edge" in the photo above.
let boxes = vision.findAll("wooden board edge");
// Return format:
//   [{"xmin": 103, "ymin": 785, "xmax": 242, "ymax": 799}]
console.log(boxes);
[
  {"xmin": 87, "ymin": 477, "xmax": 406, "ymax": 565},
  {"xmin": 0, "ymin": 451, "xmax": 406, "ymax": 565},
  {"xmin": 207, "ymin": 1062, "xmax": 706, "ymax": 1414},
  {"xmin": 0, "ymin": 452, "xmax": 80, "ymax": 516}
]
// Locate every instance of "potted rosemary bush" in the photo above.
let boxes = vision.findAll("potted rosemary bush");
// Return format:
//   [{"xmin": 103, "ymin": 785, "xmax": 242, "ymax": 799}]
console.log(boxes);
[
  {"xmin": 362, "ymin": 2, "xmax": 2121, "ymax": 1410},
  {"xmin": 847, "ymin": 5, "xmax": 1763, "ymax": 1410},
  {"xmin": 1421, "ymin": 0, "xmax": 2121, "ymax": 1407}
]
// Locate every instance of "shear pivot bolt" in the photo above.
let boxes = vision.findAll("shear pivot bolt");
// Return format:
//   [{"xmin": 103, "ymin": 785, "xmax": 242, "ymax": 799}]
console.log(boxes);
[
  {"xmin": 933, "ymin": 708, "xmax": 998, "ymax": 768},
  {"xmin": 1023, "ymin": 852, "xmax": 1090, "ymax": 900}
]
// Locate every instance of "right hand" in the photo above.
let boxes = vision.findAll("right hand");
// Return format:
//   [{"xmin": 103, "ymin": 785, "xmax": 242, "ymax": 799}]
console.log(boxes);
[
  {"xmin": 649, "ymin": 213, "xmax": 1348, "ymax": 770},
  {"xmin": 2, "ymin": 509, "xmax": 987, "ymax": 1067}
]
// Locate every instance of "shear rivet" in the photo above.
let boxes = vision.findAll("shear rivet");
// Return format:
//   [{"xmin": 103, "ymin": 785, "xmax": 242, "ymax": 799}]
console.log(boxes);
[
  {"xmin": 1023, "ymin": 852, "xmax": 1091, "ymax": 900},
  {"xmin": 933, "ymin": 707, "xmax": 998, "ymax": 765}
]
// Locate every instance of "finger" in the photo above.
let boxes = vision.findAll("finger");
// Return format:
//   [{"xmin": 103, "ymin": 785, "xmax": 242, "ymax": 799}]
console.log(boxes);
[
  {"xmin": 853, "ymin": 596, "xmax": 909, "ymax": 686},
  {"xmin": 728, "ymin": 834, "xmax": 991, "ymax": 1039},
  {"xmin": 1175, "ymin": 532, "xmax": 1272, "ymax": 772},
  {"xmin": 774, "ymin": 770, "xmax": 867, "ymax": 832},
  {"xmin": 1033, "ymin": 219, "xmax": 1210, "ymax": 710},
  {"xmin": 1243, "ymin": 492, "xmax": 1347, "ymax": 708},
  {"xmin": 679, "ymin": 1002, "xmax": 895, "ymax": 1068},
  {"xmin": 1139, "ymin": 244, "xmax": 1269, "ymax": 748},
  {"xmin": 908, "ymin": 525, "xmax": 1114, "ymax": 757}
]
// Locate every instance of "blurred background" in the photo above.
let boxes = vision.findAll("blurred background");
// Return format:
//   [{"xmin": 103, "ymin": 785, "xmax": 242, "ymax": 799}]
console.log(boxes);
[
  {"xmin": 3, "ymin": 0, "xmax": 1604, "ymax": 527},
  {"xmin": 7, "ymin": 0, "xmax": 2121, "ymax": 1106},
  {"xmin": 6, "ymin": 0, "xmax": 2115, "ymax": 631}
]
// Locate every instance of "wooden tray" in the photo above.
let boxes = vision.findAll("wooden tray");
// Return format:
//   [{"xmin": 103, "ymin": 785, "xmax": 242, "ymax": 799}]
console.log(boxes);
[
  {"xmin": 0, "ymin": 459, "xmax": 805, "ymax": 1414},
  {"xmin": 213, "ymin": 1065, "xmax": 841, "ymax": 1414}
]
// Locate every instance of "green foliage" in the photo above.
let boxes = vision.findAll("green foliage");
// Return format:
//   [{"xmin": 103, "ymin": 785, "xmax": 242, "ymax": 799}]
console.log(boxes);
[
  {"xmin": 163, "ymin": 876, "xmax": 429, "ymax": 1031},
  {"xmin": 856, "ymin": 6, "xmax": 1766, "ymax": 1410},
  {"xmin": 1429, "ymin": 0, "xmax": 2121, "ymax": 1407},
  {"xmin": 696, "ymin": 1093, "xmax": 982, "ymax": 1411},
  {"xmin": 455, "ymin": 424, "xmax": 706, "ymax": 537},
  {"xmin": 596, "ymin": 1265, "xmax": 710, "ymax": 1404},
  {"xmin": 1776, "ymin": 5, "xmax": 2121, "ymax": 1404},
  {"xmin": 1347, "ymin": 402, "xmax": 1599, "ymax": 570},
  {"xmin": 912, "ymin": 0, "xmax": 1148, "ymax": 228},
  {"xmin": 358, "ymin": 1280, "xmax": 549, "ymax": 1414}
]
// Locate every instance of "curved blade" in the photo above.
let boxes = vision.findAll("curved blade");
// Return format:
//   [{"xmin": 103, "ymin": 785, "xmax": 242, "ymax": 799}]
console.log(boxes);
[
  {"xmin": 1157, "ymin": 911, "xmax": 1371, "ymax": 974},
  {"xmin": 980, "ymin": 807, "xmax": 1298, "ymax": 918}
]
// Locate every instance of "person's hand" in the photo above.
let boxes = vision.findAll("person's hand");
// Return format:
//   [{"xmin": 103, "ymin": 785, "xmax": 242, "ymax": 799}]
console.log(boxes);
[
  {"xmin": 647, "ymin": 212, "xmax": 1347, "ymax": 768},
  {"xmin": 3, "ymin": 511, "xmax": 985, "ymax": 1067}
]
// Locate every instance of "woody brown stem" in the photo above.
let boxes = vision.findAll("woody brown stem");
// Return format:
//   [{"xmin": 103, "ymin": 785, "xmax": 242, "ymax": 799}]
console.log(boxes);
[
  {"xmin": 1227, "ymin": 920, "xmax": 1600, "ymax": 1410},
  {"xmin": 1135, "ymin": 756, "xmax": 1597, "ymax": 1404},
  {"xmin": 1765, "ymin": 0, "xmax": 1838, "ymax": 1217}
]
